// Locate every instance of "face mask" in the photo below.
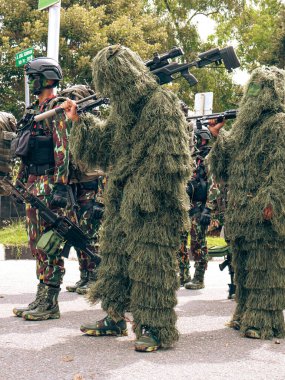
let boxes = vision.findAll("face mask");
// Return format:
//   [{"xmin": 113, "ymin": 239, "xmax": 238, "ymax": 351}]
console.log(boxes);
[
  {"xmin": 28, "ymin": 75, "xmax": 44, "ymax": 95},
  {"xmin": 247, "ymin": 82, "xmax": 262, "ymax": 97}
]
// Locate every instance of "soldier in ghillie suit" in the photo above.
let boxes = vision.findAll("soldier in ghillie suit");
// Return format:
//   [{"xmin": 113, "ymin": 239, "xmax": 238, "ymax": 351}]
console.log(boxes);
[
  {"xmin": 63, "ymin": 44, "xmax": 191, "ymax": 352},
  {"xmin": 12, "ymin": 57, "xmax": 71, "ymax": 321},
  {"xmin": 209, "ymin": 66, "xmax": 285, "ymax": 339}
]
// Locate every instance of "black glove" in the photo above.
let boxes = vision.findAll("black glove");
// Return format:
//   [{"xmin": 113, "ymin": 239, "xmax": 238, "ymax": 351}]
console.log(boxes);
[
  {"xmin": 200, "ymin": 207, "xmax": 211, "ymax": 226},
  {"xmin": 50, "ymin": 183, "xmax": 68, "ymax": 209},
  {"xmin": 93, "ymin": 202, "xmax": 104, "ymax": 220}
]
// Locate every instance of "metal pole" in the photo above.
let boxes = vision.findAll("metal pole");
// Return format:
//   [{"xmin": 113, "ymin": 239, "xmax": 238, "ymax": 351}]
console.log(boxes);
[
  {"xmin": 24, "ymin": 74, "xmax": 30, "ymax": 107},
  {"xmin": 47, "ymin": 1, "xmax": 61, "ymax": 61},
  {"xmin": 47, "ymin": 1, "xmax": 61, "ymax": 94}
]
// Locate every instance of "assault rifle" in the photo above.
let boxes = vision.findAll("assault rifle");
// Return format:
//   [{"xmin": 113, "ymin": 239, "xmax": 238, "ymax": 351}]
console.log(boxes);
[
  {"xmin": 3, "ymin": 178, "xmax": 101, "ymax": 265},
  {"xmin": 146, "ymin": 46, "xmax": 240, "ymax": 86},
  {"xmin": 208, "ymin": 244, "xmax": 235, "ymax": 299},
  {"xmin": 32, "ymin": 95, "xmax": 110, "ymax": 123},
  {"xmin": 187, "ymin": 109, "xmax": 237, "ymax": 129}
]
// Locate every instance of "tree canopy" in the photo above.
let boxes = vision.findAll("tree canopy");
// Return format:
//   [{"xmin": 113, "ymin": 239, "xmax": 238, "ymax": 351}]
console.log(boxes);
[{"xmin": 0, "ymin": 0, "xmax": 284, "ymax": 117}]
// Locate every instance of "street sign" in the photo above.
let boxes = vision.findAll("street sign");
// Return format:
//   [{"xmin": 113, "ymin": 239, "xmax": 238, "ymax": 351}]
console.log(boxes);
[
  {"xmin": 15, "ymin": 48, "xmax": 34, "ymax": 67},
  {"xmin": 38, "ymin": 0, "xmax": 60, "ymax": 10},
  {"xmin": 194, "ymin": 92, "xmax": 213, "ymax": 115}
]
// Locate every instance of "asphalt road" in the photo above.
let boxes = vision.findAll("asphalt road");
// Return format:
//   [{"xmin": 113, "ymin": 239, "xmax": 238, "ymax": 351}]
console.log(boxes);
[{"xmin": 1, "ymin": 258, "xmax": 285, "ymax": 380}]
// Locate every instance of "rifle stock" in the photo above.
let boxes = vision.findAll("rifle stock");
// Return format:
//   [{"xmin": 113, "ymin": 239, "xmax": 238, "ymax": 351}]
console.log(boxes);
[
  {"xmin": 148, "ymin": 45, "xmax": 240, "ymax": 86},
  {"xmin": 4, "ymin": 178, "xmax": 101, "ymax": 265}
]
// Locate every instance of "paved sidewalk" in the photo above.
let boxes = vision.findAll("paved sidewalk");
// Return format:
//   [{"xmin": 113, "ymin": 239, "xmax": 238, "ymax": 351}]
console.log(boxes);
[{"xmin": 1, "ymin": 258, "xmax": 285, "ymax": 380}]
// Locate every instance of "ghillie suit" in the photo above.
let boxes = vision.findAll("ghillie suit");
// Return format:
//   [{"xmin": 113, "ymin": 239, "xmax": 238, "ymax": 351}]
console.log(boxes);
[
  {"xmin": 0, "ymin": 112, "xmax": 17, "ymax": 194},
  {"xmin": 209, "ymin": 66, "xmax": 285, "ymax": 339},
  {"xmin": 70, "ymin": 45, "xmax": 191, "ymax": 349}
]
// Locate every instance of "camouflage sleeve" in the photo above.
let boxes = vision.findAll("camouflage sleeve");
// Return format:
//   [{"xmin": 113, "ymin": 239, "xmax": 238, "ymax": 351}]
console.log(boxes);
[
  {"xmin": 16, "ymin": 161, "xmax": 28, "ymax": 184},
  {"xmin": 70, "ymin": 112, "xmax": 115, "ymax": 172},
  {"xmin": 205, "ymin": 172, "xmax": 220, "ymax": 209},
  {"xmin": 208, "ymin": 129, "xmax": 231, "ymax": 183},
  {"xmin": 52, "ymin": 116, "xmax": 71, "ymax": 184}
]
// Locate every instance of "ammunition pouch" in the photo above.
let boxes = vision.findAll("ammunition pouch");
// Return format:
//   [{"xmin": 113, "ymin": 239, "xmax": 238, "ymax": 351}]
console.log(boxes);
[
  {"xmin": 26, "ymin": 135, "xmax": 55, "ymax": 165},
  {"xmin": 28, "ymin": 163, "xmax": 54, "ymax": 176},
  {"xmin": 78, "ymin": 199, "xmax": 104, "ymax": 221},
  {"xmin": 187, "ymin": 177, "xmax": 208, "ymax": 202},
  {"xmin": 12, "ymin": 128, "xmax": 31, "ymax": 158},
  {"xmin": 36, "ymin": 229, "xmax": 64, "ymax": 257},
  {"xmin": 79, "ymin": 179, "xmax": 99, "ymax": 191}
]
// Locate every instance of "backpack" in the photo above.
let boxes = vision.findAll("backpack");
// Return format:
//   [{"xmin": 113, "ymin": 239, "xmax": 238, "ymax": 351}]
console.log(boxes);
[
  {"xmin": 0, "ymin": 112, "xmax": 17, "ymax": 194},
  {"xmin": 48, "ymin": 85, "xmax": 105, "ymax": 183}
]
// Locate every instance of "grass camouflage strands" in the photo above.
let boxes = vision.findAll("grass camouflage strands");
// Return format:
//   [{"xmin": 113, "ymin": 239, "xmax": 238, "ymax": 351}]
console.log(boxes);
[
  {"xmin": 209, "ymin": 66, "xmax": 285, "ymax": 339},
  {"xmin": 70, "ymin": 45, "xmax": 192, "ymax": 346}
]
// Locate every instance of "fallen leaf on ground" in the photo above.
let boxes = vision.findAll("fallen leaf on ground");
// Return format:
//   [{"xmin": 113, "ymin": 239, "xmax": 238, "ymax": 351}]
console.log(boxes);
[
  {"xmin": 62, "ymin": 355, "xmax": 74, "ymax": 362},
  {"xmin": 73, "ymin": 374, "xmax": 85, "ymax": 380}
]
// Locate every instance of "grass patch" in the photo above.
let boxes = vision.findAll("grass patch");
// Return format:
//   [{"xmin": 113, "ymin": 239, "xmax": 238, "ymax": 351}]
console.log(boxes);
[
  {"xmin": 0, "ymin": 220, "xmax": 28, "ymax": 246},
  {"xmin": 0, "ymin": 221, "xmax": 226, "ymax": 248},
  {"xmin": 207, "ymin": 236, "xmax": 226, "ymax": 247}
]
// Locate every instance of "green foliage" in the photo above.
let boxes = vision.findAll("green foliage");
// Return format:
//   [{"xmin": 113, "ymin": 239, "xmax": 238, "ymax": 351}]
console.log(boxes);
[
  {"xmin": 212, "ymin": 0, "xmax": 285, "ymax": 69},
  {"xmin": 0, "ymin": 0, "xmax": 167, "ymax": 118},
  {"xmin": 1, "ymin": 0, "xmax": 284, "ymax": 117},
  {"xmin": 0, "ymin": 220, "xmax": 28, "ymax": 245}
]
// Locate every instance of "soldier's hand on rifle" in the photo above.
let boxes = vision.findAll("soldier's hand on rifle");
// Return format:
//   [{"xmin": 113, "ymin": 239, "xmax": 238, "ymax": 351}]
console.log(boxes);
[
  {"xmin": 61, "ymin": 98, "xmax": 79, "ymax": 122},
  {"xmin": 200, "ymin": 207, "xmax": 211, "ymax": 226},
  {"xmin": 208, "ymin": 118, "xmax": 225, "ymax": 137},
  {"xmin": 263, "ymin": 204, "xmax": 273, "ymax": 221},
  {"xmin": 50, "ymin": 183, "xmax": 68, "ymax": 209}
]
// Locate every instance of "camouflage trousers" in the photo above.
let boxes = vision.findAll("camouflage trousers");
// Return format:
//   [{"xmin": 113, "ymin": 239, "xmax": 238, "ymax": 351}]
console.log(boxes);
[
  {"xmin": 72, "ymin": 185, "xmax": 103, "ymax": 273},
  {"xmin": 26, "ymin": 196, "xmax": 65, "ymax": 287},
  {"xmin": 190, "ymin": 211, "xmax": 208, "ymax": 270},
  {"xmin": 177, "ymin": 232, "xmax": 190, "ymax": 285}
]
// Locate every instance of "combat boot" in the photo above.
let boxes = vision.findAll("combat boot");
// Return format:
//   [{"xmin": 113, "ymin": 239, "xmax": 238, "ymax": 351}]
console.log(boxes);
[
  {"xmin": 76, "ymin": 269, "xmax": 97, "ymax": 295},
  {"xmin": 185, "ymin": 263, "xmax": 205, "ymax": 290},
  {"xmin": 80, "ymin": 315, "xmax": 128, "ymax": 336},
  {"xmin": 134, "ymin": 326, "xmax": 161, "ymax": 352},
  {"xmin": 66, "ymin": 270, "xmax": 89, "ymax": 292},
  {"xmin": 180, "ymin": 268, "xmax": 191, "ymax": 286},
  {"xmin": 13, "ymin": 283, "xmax": 46, "ymax": 317},
  {"xmin": 22, "ymin": 285, "xmax": 60, "ymax": 321}
]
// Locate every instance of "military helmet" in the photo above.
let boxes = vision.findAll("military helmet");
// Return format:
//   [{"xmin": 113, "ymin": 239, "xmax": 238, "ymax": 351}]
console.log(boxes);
[
  {"xmin": 25, "ymin": 57, "xmax": 63, "ymax": 81},
  {"xmin": 194, "ymin": 124, "xmax": 212, "ymax": 140}
]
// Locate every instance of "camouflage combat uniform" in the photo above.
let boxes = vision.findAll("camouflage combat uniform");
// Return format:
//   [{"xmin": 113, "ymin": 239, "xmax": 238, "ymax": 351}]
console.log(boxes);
[
  {"xmin": 67, "ymin": 176, "xmax": 106, "ymax": 293},
  {"xmin": 17, "ymin": 96, "xmax": 71, "ymax": 287},
  {"xmin": 181, "ymin": 135, "xmax": 220, "ymax": 288}
]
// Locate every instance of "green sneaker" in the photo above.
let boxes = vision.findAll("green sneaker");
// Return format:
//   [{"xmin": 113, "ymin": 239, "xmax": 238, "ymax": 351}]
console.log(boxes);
[
  {"xmin": 13, "ymin": 283, "xmax": 45, "ymax": 317},
  {"xmin": 22, "ymin": 286, "xmax": 60, "ymax": 321},
  {"xmin": 227, "ymin": 319, "xmax": 240, "ymax": 330},
  {"xmin": 245, "ymin": 328, "xmax": 261, "ymax": 339},
  {"xmin": 80, "ymin": 315, "xmax": 128, "ymax": 336},
  {"xmin": 135, "ymin": 326, "xmax": 161, "ymax": 352},
  {"xmin": 66, "ymin": 270, "xmax": 89, "ymax": 292}
]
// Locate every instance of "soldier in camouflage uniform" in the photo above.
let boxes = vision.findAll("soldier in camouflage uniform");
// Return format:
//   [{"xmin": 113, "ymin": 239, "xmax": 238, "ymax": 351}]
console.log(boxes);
[
  {"xmin": 12, "ymin": 57, "xmax": 71, "ymax": 321},
  {"xmin": 66, "ymin": 175, "xmax": 106, "ymax": 294},
  {"xmin": 46, "ymin": 84, "xmax": 105, "ymax": 295},
  {"xmin": 184, "ymin": 121, "xmax": 223, "ymax": 290}
]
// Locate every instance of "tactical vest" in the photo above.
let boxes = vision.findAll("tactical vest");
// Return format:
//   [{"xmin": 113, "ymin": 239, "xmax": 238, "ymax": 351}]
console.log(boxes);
[{"xmin": 13, "ymin": 99, "xmax": 56, "ymax": 176}]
